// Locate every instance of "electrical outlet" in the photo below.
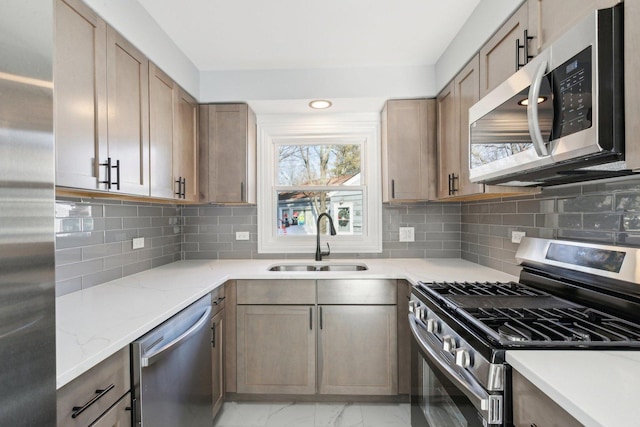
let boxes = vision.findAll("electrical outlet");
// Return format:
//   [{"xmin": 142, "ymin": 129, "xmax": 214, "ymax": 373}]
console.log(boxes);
[
  {"xmin": 132, "ymin": 237, "xmax": 145, "ymax": 249},
  {"xmin": 235, "ymin": 231, "xmax": 250, "ymax": 241},
  {"xmin": 511, "ymin": 231, "xmax": 526, "ymax": 244},
  {"xmin": 399, "ymin": 227, "xmax": 415, "ymax": 242}
]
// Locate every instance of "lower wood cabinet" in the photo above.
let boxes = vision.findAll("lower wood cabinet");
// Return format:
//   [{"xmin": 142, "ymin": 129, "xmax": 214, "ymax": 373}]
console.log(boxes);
[
  {"xmin": 211, "ymin": 290, "xmax": 225, "ymax": 419},
  {"xmin": 236, "ymin": 305, "xmax": 316, "ymax": 394},
  {"xmin": 234, "ymin": 279, "xmax": 399, "ymax": 397},
  {"xmin": 318, "ymin": 305, "xmax": 397, "ymax": 395},
  {"xmin": 57, "ymin": 347, "xmax": 131, "ymax": 427},
  {"xmin": 512, "ymin": 369, "xmax": 582, "ymax": 427},
  {"xmin": 90, "ymin": 392, "xmax": 132, "ymax": 427}
]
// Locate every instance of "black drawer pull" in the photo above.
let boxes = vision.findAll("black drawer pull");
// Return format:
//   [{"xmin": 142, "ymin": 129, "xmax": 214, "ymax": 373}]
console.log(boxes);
[
  {"xmin": 71, "ymin": 383, "xmax": 115, "ymax": 419},
  {"xmin": 213, "ymin": 296, "xmax": 225, "ymax": 306}
]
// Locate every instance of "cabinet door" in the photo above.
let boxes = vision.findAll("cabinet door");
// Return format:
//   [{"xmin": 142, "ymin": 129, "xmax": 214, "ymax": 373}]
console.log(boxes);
[
  {"xmin": 149, "ymin": 62, "xmax": 176, "ymax": 199},
  {"xmin": 382, "ymin": 99, "xmax": 436, "ymax": 202},
  {"xmin": 201, "ymin": 104, "xmax": 255, "ymax": 203},
  {"xmin": 236, "ymin": 305, "xmax": 316, "ymax": 394},
  {"xmin": 90, "ymin": 393, "xmax": 132, "ymax": 427},
  {"xmin": 176, "ymin": 89, "xmax": 199, "ymax": 202},
  {"xmin": 527, "ymin": 0, "xmax": 619, "ymax": 54},
  {"xmin": 318, "ymin": 305, "xmax": 397, "ymax": 395},
  {"xmin": 456, "ymin": 55, "xmax": 483, "ymax": 197},
  {"xmin": 106, "ymin": 27, "xmax": 149, "ymax": 196},
  {"xmin": 512, "ymin": 370, "xmax": 583, "ymax": 427},
  {"xmin": 436, "ymin": 80, "xmax": 459, "ymax": 199},
  {"xmin": 54, "ymin": 0, "xmax": 107, "ymax": 190},
  {"xmin": 211, "ymin": 309, "xmax": 224, "ymax": 418},
  {"xmin": 479, "ymin": 3, "xmax": 528, "ymax": 97}
]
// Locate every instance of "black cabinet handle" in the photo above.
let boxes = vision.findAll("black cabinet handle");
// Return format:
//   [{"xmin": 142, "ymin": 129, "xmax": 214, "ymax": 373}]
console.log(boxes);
[
  {"xmin": 211, "ymin": 321, "xmax": 216, "ymax": 348},
  {"xmin": 213, "ymin": 296, "xmax": 225, "ymax": 306},
  {"xmin": 391, "ymin": 179, "xmax": 395, "ymax": 199},
  {"xmin": 113, "ymin": 159, "xmax": 120, "ymax": 190},
  {"xmin": 319, "ymin": 306, "xmax": 323, "ymax": 330},
  {"xmin": 240, "ymin": 182, "xmax": 244, "ymax": 202},
  {"xmin": 175, "ymin": 177, "xmax": 182, "ymax": 197},
  {"xmin": 99, "ymin": 157, "xmax": 112, "ymax": 190},
  {"xmin": 71, "ymin": 384, "xmax": 115, "ymax": 419},
  {"xmin": 181, "ymin": 177, "xmax": 186, "ymax": 199},
  {"xmin": 516, "ymin": 30, "xmax": 534, "ymax": 70},
  {"xmin": 448, "ymin": 173, "xmax": 458, "ymax": 196},
  {"xmin": 309, "ymin": 307, "xmax": 313, "ymax": 330}
]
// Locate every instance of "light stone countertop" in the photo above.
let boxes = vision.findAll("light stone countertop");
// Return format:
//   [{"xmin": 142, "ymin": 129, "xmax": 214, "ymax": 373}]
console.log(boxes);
[
  {"xmin": 56, "ymin": 257, "xmax": 517, "ymax": 389},
  {"xmin": 506, "ymin": 350, "xmax": 640, "ymax": 427}
]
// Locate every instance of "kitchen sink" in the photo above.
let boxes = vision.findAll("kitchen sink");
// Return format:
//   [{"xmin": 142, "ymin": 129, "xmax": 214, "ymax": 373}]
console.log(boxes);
[{"xmin": 268, "ymin": 263, "xmax": 368, "ymax": 272}]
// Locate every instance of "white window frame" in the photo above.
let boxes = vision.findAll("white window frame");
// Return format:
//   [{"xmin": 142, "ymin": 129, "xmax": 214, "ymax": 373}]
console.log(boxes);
[{"xmin": 257, "ymin": 113, "xmax": 382, "ymax": 254}]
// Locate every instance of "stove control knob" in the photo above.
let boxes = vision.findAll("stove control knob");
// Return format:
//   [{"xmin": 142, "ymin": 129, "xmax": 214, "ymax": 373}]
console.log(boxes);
[
  {"xmin": 408, "ymin": 300, "xmax": 416, "ymax": 313},
  {"xmin": 442, "ymin": 335, "xmax": 457, "ymax": 353},
  {"xmin": 426, "ymin": 318, "xmax": 440, "ymax": 334},
  {"xmin": 454, "ymin": 348, "xmax": 472, "ymax": 368}
]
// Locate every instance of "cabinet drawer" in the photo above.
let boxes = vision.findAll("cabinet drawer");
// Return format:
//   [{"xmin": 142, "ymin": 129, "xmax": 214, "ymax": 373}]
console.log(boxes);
[
  {"xmin": 57, "ymin": 347, "xmax": 130, "ymax": 427},
  {"xmin": 237, "ymin": 280, "xmax": 315, "ymax": 304},
  {"xmin": 317, "ymin": 280, "xmax": 397, "ymax": 305},
  {"xmin": 90, "ymin": 392, "xmax": 132, "ymax": 427}
]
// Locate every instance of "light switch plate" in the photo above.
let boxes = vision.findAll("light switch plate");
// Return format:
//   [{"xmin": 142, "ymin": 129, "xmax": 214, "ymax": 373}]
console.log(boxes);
[
  {"xmin": 236, "ymin": 231, "xmax": 250, "ymax": 241},
  {"xmin": 399, "ymin": 227, "xmax": 415, "ymax": 242},
  {"xmin": 511, "ymin": 231, "xmax": 526, "ymax": 244},
  {"xmin": 132, "ymin": 237, "xmax": 145, "ymax": 249}
]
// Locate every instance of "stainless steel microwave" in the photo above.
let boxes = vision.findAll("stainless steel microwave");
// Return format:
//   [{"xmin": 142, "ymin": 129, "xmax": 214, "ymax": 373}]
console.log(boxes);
[{"xmin": 468, "ymin": 4, "xmax": 627, "ymax": 187}]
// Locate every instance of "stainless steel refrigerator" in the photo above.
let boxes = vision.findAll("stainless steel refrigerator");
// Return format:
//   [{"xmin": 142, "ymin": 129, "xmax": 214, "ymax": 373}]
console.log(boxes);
[{"xmin": 0, "ymin": 0, "xmax": 56, "ymax": 425}]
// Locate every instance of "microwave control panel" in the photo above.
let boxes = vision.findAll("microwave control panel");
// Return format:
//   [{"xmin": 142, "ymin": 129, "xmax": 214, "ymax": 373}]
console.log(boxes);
[{"xmin": 552, "ymin": 46, "xmax": 593, "ymax": 138}]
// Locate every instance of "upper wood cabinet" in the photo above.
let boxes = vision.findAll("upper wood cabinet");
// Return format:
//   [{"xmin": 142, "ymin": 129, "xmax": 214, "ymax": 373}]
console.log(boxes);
[
  {"xmin": 436, "ymin": 80, "xmax": 458, "ymax": 199},
  {"xmin": 456, "ymin": 56, "xmax": 484, "ymax": 198},
  {"xmin": 527, "ymin": 0, "xmax": 621, "ymax": 55},
  {"xmin": 626, "ymin": 0, "xmax": 640, "ymax": 170},
  {"xmin": 479, "ymin": 2, "xmax": 529, "ymax": 98},
  {"xmin": 149, "ymin": 63, "xmax": 199, "ymax": 201},
  {"xmin": 54, "ymin": 0, "xmax": 107, "ymax": 190},
  {"xmin": 199, "ymin": 104, "xmax": 257, "ymax": 204},
  {"xmin": 437, "ymin": 55, "xmax": 538, "ymax": 201},
  {"xmin": 106, "ymin": 27, "xmax": 150, "ymax": 196},
  {"xmin": 55, "ymin": 0, "xmax": 151, "ymax": 197},
  {"xmin": 175, "ymin": 89, "xmax": 199, "ymax": 202},
  {"xmin": 437, "ymin": 56, "xmax": 480, "ymax": 200},
  {"xmin": 381, "ymin": 99, "xmax": 436, "ymax": 202},
  {"xmin": 149, "ymin": 63, "xmax": 177, "ymax": 199}
]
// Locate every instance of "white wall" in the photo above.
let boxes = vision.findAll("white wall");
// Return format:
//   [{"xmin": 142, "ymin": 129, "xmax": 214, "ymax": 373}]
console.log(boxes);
[
  {"xmin": 199, "ymin": 65, "xmax": 436, "ymax": 105},
  {"xmin": 82, "ymin": 0, "xmax": 522, "ymax": 106},
  {"xmin": 83, "ymin": 0, "xmax": 200, "ymax": 97},
  {"xmin": 435, "ymin": 0, "xmax": 525, "ymax": 92}
]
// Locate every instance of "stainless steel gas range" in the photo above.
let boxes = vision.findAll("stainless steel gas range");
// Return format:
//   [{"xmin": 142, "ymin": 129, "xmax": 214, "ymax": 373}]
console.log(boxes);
[{"xmin": 409, "ymin": 237, "xmax": 640, "ymax": 427}]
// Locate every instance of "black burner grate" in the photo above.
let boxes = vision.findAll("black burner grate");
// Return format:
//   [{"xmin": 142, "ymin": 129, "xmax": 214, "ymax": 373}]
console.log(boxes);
[
  {"xmin": 464, "ymin": 306, "xmax": 640, "ymax": 343},
  {"xmin": 427, "ymin": 281, "xmax": 548, "ymax": 297}
]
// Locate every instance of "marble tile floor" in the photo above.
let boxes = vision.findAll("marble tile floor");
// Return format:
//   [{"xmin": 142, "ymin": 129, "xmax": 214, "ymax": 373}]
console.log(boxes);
[{"xmin": 214, "ymin": 401, "xmax": 411, "ymax": 427}]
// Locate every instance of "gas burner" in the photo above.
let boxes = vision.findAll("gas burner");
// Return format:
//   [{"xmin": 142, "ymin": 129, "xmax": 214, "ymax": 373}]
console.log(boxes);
[{"xmin": 498, "ymin": 324, "xmax": 532, "ymax": 342}]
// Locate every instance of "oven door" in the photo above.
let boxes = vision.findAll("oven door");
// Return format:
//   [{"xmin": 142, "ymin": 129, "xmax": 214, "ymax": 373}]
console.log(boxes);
[{"xmin": 409, "ymin": 314, "xmax": 503, "ymax": 427}]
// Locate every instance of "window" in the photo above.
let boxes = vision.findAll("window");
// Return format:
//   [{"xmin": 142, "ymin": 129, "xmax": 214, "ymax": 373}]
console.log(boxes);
[{"xmin": 257, "ymin": 114, "xmax": 381, "ymax": 254}]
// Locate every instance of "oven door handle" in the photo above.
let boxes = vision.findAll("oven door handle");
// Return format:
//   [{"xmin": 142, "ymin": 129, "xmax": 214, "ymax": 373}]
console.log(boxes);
[{"xmin": 408, "ymin": 314, "xmax": 502, "ymax": 424}]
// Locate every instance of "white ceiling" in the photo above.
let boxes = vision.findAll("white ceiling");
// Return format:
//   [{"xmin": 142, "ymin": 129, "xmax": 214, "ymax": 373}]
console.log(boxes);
[{"xmin": 137, "ymin": 0, "xmax": 481, "ymax": 71}]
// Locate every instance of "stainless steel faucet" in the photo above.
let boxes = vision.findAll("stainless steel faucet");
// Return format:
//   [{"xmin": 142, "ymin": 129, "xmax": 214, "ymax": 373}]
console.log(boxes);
[{"xmin": 315, "ymin": 212, "xmax": 337, "ymax": 261}]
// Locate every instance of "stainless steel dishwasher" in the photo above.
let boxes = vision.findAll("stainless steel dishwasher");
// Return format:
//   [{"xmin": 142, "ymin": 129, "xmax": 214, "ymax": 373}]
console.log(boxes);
[{"xmin": 132, "ymin": 294, "xmax": 212, "ymax": 426}]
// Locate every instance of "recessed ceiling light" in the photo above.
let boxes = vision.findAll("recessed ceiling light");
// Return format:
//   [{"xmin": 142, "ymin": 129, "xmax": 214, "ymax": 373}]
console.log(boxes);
[
  {"xmin": 518, "ymin": 96, "xmax": 547, "ymax": 106},
  {"xmin": 309, "ymin": 100, "xmax": 332, "ymax": 109}
]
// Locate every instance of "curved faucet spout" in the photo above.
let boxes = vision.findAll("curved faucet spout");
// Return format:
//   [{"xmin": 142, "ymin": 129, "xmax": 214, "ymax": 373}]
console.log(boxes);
[{"xmin": 315, "ymin": 212, "xmax": 337, "ymax": 261}]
